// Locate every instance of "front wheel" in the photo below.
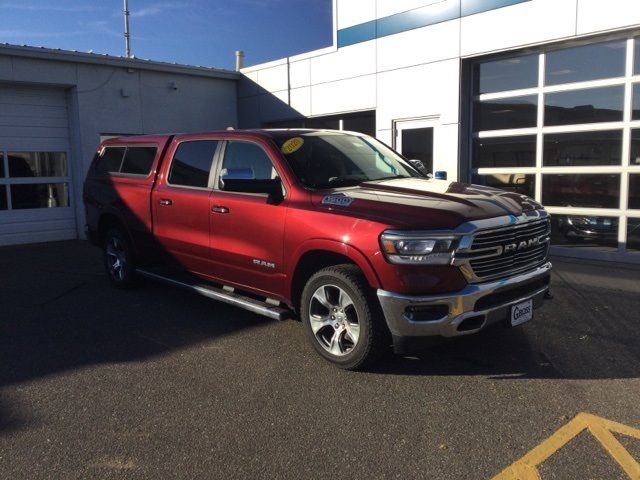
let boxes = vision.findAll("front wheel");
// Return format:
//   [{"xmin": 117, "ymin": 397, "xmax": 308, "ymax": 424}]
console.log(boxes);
[
  {"xmin": 300, "ymin": 265, "xmax": 389, "ymax": 370},
  {"xmin": 103, "ymin": 227, "xmax": 136, "ymax": 288}
]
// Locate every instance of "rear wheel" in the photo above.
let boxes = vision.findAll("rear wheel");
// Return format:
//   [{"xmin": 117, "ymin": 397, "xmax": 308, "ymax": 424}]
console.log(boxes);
[
  {"xmin": 301, "ymin": 264, "xmax": 389, "ymax": 370},
  {"xmin": 103, "ymin": 227, "xmax": 136, "ymax": 288}
]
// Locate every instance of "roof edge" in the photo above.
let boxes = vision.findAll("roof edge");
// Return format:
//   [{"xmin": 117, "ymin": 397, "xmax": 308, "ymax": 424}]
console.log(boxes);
[{"xmin": 0, "ymin": 43, "xmax": 240, "ymax": 80}]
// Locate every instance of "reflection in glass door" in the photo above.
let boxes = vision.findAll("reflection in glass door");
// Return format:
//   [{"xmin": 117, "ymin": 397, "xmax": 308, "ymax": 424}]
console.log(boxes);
[
  {"xmin": 394, "ymin": 118, "xmax": 437, "ymax": 174},
  {"xmin": 470, "ymin": 35, "xmax": 640, "ymax": 262}
]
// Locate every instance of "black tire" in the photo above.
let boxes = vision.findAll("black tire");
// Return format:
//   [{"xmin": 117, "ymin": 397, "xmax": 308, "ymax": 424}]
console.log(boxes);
[
  {"xmin": 300, "ymin": 264, "xmax": 390, "ymax": 370},
  {"xmin": 102, "ymin": 227, "xmax": 136, "ymax": 288}
]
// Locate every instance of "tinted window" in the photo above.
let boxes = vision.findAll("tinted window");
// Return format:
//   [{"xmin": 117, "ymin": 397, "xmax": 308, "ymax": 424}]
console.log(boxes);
[
  {"xmin": 472, "ymin": 173, "xmax": 535, "ymax": 198},
  {"xmin": 10, "ymin": 183, "xmax": 69, "ymax": 209},
  {"xmin": 121, "ymin": 146, "xmax": 157, "ymax": 175},
  {"xmin": 545, "ymin": 40, "xmax": 626, "ymax": 85},
  {"xmin": 95, "ymin": 147, "xmax": 125, "ymax": 175},
  {"xmin": 635, "ymin": 38, "xmax": 640, "ymax": 75},
  {"xmin": 474, "ymin": 95, "xmax": 537, "ymax": 131},
  {"xmin": 542, "ymin": 174, "xmax": 620, "ymax": 208},
  {"xmin": 0, "ymin": 154, "xmax": 4, "ymax": 177},
  {"xmin": 630, "ymin": 174, "xmax": 640, "ymax": 209},
  {"xmin": 474, "ymin": 54, "xmax": 538, "ymax": 94},
  {"xmin": 402, "ymin": 127, "xmax": 433, "ymax": 173},
  {"xmin": 632, "ymin": 83, "xmax": 640, "ymax": 120},
  {"xmin": 342, "ymin": 111, "xmax": 376, "ymax": 137},
  {"xmin": 305, "ymin": 117, "xmax": 339, "ymax": 130},
  {"xmin": 543, "ymin": 130, "xmax": 622, "ymax": 166},
  {"xmin": 0, "ymin": 186, "xmax": 6, "ymax": 210},
  {"xmin": 550, "ymin": 214, "xmax": 618, "ymax": 250},
  {"xmin": 221, "ymin": 142, "xmax": 276, "ymax": 181},
  {"xmin": 544, "ymin": 86, "xmax": 624, "ymax": 126},
  {"xmin": 473, "ymin": 136, "xmax": 536, "ymax": 168},
  {"xmin": 168, "ymin": 141, "xmax": 218, "ymax": 188}
]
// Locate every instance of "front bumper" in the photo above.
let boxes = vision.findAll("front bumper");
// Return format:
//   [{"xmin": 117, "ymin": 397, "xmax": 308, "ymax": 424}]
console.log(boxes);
[{"xmin": 377, "ymin": 262, "xmax": 551, "ymax": 338}]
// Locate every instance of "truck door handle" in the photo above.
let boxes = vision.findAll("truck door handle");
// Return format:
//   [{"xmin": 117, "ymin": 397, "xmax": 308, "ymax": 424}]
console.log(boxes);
[
  {"xmin": 211, "ymin": 206, "xmax": 229, "ymax": 214},
  {"xmin": 159, "ymin": 198, "xmax": 173, "ymax": 206}
]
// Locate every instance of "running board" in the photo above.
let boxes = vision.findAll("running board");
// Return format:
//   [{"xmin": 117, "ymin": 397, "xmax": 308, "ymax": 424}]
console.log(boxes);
[{"xmin": 136, "ymin": 268, "xmax": 292, "ymax": 321}]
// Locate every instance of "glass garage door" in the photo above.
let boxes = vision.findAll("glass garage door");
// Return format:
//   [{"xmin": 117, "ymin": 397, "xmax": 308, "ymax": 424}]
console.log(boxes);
[
  {"xmin": 0, "ymin": 85, "xmax": 74, "ymax": 246},
  {"xmin": 470, "ymin": 35, "xmax": 640, "ymax": 262}
]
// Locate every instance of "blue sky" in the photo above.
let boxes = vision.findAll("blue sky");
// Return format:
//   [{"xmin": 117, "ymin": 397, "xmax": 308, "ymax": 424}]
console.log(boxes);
[{"xmin": 0, "ymin": 0, "xmax": 333, "ymax": 70}]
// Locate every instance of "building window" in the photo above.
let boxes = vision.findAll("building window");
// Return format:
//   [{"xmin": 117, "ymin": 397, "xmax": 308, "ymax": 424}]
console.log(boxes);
[
  {"xmin": 473, "ymin": 135, "xmax": 536, "ymax": 168},
  {"xmin": 543, "ymin": 131, "xmax": 622, "ymax": 167},
  {"xmin": 470, "ymin": 35, "xmax": 640, "ymax": 256},
  {"xmin": 0, "ymin": 151, "xmax": 70, "ymax": 210},
  {"xmin": 473, "ymin": 53, "xmax": 538, "ymax": 94},
  {"xmin": 545, "ymin": 40, "xmax": 626, "ymax": 85},
  {"xmin": 544, "ymin": 86, "xmax": 624, "ymax": 126}
]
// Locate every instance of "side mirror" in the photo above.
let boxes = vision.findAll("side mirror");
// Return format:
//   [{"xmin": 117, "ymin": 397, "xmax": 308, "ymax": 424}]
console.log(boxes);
[
  {"xmin": 219, "ymin": 177, "xmax": 284, "ymax": 204},
  {"xmin": 408, "ymin": 159, "xmax": 428, "ymax": 175}
]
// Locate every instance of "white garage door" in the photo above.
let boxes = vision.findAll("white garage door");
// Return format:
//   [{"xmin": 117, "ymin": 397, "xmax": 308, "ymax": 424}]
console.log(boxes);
[{"xmin": 0, "ymin": 84, "xmax": 75, "ymax": 246}]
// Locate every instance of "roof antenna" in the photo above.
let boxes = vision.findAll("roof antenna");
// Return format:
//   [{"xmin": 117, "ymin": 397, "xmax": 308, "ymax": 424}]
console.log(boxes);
[{"xmin": 123, "ymin": 0, "xmax": 132, "ymax": 58}]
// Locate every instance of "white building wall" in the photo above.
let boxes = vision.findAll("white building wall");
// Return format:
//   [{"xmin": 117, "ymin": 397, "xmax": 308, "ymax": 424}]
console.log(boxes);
[
  {"xmin": 577, "ymin": 0, "xmax": 640, "ymax": 35},
  {"xmin": 336, "ymin": 0, "xmax": 376, "ymax": 29},
  {"xmin": 460, "ymin": 0, "xmax": 578, "ymax": 56},
  {"xmin": 239, "ymin": 0, "xmax": 640, "ymax": 182}
]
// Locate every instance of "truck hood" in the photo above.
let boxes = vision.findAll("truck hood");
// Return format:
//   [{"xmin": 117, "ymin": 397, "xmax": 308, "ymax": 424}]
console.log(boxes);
[{"xmin": 311, "ymin": 177, "xmax": 543, "ymax": 230}]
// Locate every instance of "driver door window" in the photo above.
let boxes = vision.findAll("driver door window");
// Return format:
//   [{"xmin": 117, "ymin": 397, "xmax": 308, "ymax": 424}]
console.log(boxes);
[{"xmin": 220, "ymin": 141, "xmax": 278, "ymax": 182}]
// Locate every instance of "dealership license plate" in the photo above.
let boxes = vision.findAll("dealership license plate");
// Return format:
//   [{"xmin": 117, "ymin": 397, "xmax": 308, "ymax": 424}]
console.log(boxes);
[{"xmin": 510, "ymin": 299, "xmax": 533, "ymax": 327}]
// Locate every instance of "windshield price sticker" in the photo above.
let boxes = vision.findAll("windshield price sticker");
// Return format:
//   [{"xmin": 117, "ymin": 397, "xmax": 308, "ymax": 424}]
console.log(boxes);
[
  {"xmin": 322, "ymin": 194, "xmax": 353, "ymax": 207},
  {"xmin": 281, "ymin": 137, "xmax": 304, "ymax": 154}
]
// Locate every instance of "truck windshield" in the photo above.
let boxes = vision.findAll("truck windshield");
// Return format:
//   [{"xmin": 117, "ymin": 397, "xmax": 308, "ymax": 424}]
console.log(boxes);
[{"xmin": 271, "ymin": 131, "xmax": 420, "ymax": 189}]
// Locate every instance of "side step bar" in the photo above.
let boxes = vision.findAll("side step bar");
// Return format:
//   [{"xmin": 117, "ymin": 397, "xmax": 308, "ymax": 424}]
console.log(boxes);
[{"xmin": 136, "ymin": 268, "xmax": 292, "ymax": 321}]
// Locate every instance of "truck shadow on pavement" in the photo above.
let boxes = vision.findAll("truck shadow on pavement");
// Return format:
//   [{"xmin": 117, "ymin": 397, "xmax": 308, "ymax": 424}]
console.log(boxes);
[{"xmin": 0, "ymin": 242, "xmax": 639, "ymax": 432}]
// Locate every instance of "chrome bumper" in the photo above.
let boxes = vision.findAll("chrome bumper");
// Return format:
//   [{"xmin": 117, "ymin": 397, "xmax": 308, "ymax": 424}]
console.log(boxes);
[{"xmin": 377, "ymin": 262, "xmax": 551, "ymax": 338}]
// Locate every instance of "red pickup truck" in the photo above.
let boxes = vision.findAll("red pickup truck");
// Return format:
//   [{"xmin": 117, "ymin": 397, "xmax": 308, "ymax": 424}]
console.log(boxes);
[{"xmin": 83, "ymin": 129, "xmax": 551, "ymax": 369}]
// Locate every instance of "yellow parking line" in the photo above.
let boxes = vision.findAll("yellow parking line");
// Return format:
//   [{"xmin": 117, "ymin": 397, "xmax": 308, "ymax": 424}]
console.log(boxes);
[{"xmin": 492, "ymin": 412, "xmax": 640, "ymax": 480}]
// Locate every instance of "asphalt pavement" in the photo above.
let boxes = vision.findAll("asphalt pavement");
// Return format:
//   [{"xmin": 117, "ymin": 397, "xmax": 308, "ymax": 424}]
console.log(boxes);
[{"xmin": 0, "ymin": 241, "xmax": 639, "ymax": 479}]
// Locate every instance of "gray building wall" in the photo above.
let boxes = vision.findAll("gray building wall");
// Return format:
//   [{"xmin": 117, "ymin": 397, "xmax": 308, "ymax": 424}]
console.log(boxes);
[{"xmin": 0, "ymin": 46, "xmax": 238, "ymax": 242}]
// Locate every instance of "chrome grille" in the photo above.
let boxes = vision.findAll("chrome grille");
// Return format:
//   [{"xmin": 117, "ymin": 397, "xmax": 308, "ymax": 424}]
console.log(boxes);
[{"xmin": 465, "ymin": 218, "xmax": 551, "ymax": 280}]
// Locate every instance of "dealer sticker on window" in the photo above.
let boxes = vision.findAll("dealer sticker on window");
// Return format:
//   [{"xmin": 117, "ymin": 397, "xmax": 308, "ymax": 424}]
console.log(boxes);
[
  {"xmin": 510, "ymin": 299, "xmax": 533, "ymax": 327},
  {"xmin": 281, "ymin": 137, "xmax": 304, "ymax": 155}
]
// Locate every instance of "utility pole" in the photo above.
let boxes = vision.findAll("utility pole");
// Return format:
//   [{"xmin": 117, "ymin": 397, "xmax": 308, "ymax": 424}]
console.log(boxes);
[{"xmin": 123, "ymin": 0, "xmax": 132, "ymax": 58}]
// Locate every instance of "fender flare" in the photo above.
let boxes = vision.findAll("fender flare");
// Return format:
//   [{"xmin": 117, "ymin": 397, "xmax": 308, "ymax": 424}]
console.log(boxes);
[{"xmin": 286, "ymin": 239, "xmax": 382, "ymax": 299}]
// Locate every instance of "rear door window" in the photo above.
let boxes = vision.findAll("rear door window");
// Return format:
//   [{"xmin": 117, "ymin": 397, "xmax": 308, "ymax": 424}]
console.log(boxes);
[
  {"xmin": 120, "ymin": 146, "xmax": 157, "ymax": 175},
  {"xmin": 94, "ymin": 147, "xmax": 125, "ymax": 175},
  {"xmin": 168, "ymin": 140, "xmax": 219, "ymax": 188}
]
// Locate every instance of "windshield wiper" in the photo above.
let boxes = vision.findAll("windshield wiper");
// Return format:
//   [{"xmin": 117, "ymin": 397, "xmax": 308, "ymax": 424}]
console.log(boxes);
[
  {"xmin": 318, "ymin": 175, "xmax": 367, "ymax": 189},
  {"xmin": 367, "ymin": 175, "xmax": 409, "ymax": 182}
]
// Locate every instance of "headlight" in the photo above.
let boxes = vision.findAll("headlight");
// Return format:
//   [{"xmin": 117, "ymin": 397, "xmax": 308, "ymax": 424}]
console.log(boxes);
[{"xmin": 380, "ymin": 231, "xmax": 459, "ymax": 265}]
